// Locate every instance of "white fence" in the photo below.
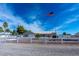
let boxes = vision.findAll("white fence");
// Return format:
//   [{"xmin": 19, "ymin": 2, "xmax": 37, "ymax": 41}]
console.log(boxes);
[
  {"xmin": 0, "ymin": 36, "xmax": 79, "ymax": 44},
  {"xmin": 16, "ymin": 37, "xmax": 79, "ymax": 44}
]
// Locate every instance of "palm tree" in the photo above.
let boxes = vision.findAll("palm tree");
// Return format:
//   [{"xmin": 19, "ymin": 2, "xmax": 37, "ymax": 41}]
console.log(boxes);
[
  {"xmin": 3, "ymin": 22, "xmax": 8, "ymax": 32},
  {"xmin": 0, "ymin": 27, "xmax": 3, "ymax": 32}
]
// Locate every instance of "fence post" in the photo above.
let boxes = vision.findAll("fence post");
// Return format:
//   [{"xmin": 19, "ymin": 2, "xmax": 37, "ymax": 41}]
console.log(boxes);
[
  {"xmin": 45, "ymin": 38, "xmax": 47, "ymax": 44},
  {"xmin": 61, "ymin": 38, "xmax": 63, "ymax": 44},
  {"xmin": 30, "ymin": 37, "xmax": 32, "ymax": 43},
  {"xmin": 17, "ymin": 37, "xmax": 18, "ymax": 43}
]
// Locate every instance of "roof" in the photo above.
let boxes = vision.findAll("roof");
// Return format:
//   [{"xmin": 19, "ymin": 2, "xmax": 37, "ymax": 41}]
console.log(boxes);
[
  {"xmin": 75, "ymin": 32, "xmax": 79, "ymax": 35},
  {"xmin": 0, "ymin": 32, "xmax": 11, "ymax": 35},
  {"xmin": 23, "ymin": 31, "xmax": 34, "ymax": 35},
  {"xmin": 23, "ymin": 31, "xmax": 57, "ymax": 35},
  {"xmin": 35, "ymin": 31, "xmax": 56, "ymax": 34}
]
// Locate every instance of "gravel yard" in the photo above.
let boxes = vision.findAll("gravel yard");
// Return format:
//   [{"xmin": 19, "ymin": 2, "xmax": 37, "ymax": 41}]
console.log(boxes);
[{"xmin": 0, "ymin": 43, "xmax": 79, "ymax": 56}]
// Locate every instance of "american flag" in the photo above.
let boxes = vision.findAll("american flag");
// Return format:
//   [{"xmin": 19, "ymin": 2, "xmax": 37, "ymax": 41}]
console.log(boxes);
[{"xmin": 48, "ymin": 12, "xmax": 54, "ymax": 16}]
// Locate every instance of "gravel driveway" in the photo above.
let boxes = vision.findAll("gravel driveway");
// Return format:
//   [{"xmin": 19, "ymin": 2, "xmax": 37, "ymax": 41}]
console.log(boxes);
[{"xmin": 0, "ymin": 43, "xmax": 79, "ymax": 56}]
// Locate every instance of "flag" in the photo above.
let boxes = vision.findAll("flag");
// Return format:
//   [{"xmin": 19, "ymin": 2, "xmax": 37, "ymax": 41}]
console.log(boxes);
[{"xmin": 48, "ymin": 12, "xmax": 54, "ymax": 16}]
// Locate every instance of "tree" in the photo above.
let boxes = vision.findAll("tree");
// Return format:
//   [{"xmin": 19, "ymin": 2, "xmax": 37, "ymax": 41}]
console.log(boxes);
[
  {"xmin": 6, "ymin": 28, "xmax": 11, "ymax": 32},
  {"xmin": 0, "ymin": 27, "xmax": 3, "ymax": 32},
  {"xmin": 63, "ymin": 32, "xmax": 67, "ymax": 35},
  {"xmin": 3, "ymin": 22, "xmax": 8, "ymax": 32},
  {"xmin": 12, "ymin": 30, "xmax": 17, "ymax": 35},
  {"xmin": 28, "ymin": 30, "xmax": 32, "ymax": 32},
  {"xmin": 17, "ymin": 25, "xmax": 25, "ymax": 35},
  {"xmin": 35, "ymin": 33, "xmax": 40, "ymax": 39}
]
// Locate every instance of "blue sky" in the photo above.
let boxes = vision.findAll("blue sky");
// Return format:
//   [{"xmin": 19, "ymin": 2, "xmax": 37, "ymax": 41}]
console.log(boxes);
[{"xmin": 0, "ymin": 3, "xmax": 79, "ymax": 34}]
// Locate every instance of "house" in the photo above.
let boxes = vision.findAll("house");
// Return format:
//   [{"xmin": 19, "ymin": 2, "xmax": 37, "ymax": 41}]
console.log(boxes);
[
  {"xmin": 23, "ymin": 31, "xmax": 35, "ymax": 38},
  {"xmin": 0, "ymin": 32, "xmax": 11, "ymax": 38},
  {"xmin": 35, "ymin": 32, "xmax": 58, "ymax": 39},
  {"xmin": 71, "ymin": 32, "xmax": 79, "ymax": 38},
  {"xmin": 23, "ymin": 31, "xmax": 58, "ymax": 38},
  {"xmin": 58, "ymin": 34, "xmax": 72, "ymax": 38}
]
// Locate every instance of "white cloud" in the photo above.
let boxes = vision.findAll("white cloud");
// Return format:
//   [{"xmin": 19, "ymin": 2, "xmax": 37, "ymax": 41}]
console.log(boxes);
[
  {"xmin": 67, "ymin": 8, "xmax": 77, "ymax": 12},
  {"xmin": 1, "ymin": 4, "xmax": 79, "ymax": 33},
  {"xmin": 65, "ymin": 19, "xmax": 78, "ymax": 24},
  {"xmin": 52, "ymin": 25, "xmax": 64, "ymax": 31},
  {"xmin": 30, "ymin": 15, "xmax": 37, "ymax": 19},
  {"xmin": 0, "ymin": 4, "xmax": 44, "ymax": 32},
  {"xmin": 27, "ymin": 20, "xmax": 44, "ymax": 32},
  {"xmin": 65, "ymin": 15, "xmax": 79, "ymax": 24},
  {"xmin": 51, "ymin": 15, "xmax": 79, "ymax": 31},
  {"xmin": 0, "ymin": 12, "xmax": 45, "ymax": 32}
]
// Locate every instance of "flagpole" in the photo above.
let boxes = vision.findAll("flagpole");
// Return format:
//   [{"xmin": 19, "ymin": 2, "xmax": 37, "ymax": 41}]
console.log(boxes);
[
  {"xmin": 48, "ymin": 11, "xmax": 57, "ymax": 37},
  {"xmin": 55, "ymin": 27, "xmax": 57, "ymax": 38}
]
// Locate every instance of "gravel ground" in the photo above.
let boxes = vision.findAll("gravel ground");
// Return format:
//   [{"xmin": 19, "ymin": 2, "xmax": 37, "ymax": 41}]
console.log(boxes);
[{"xmin": 0, "ymin": 43, "xmax": 79, "ymax": 56}]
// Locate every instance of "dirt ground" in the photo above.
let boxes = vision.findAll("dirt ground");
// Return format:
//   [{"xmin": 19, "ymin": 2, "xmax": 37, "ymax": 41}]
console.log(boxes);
[{"xmin": 0, "ymin": 43, "xmax": 79, "ymax": 56}]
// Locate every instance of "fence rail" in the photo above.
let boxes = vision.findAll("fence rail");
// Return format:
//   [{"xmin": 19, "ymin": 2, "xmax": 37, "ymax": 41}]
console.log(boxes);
[{"xmin": 0, "ymin": 36, "xmax": 79, "ymax": 44}]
